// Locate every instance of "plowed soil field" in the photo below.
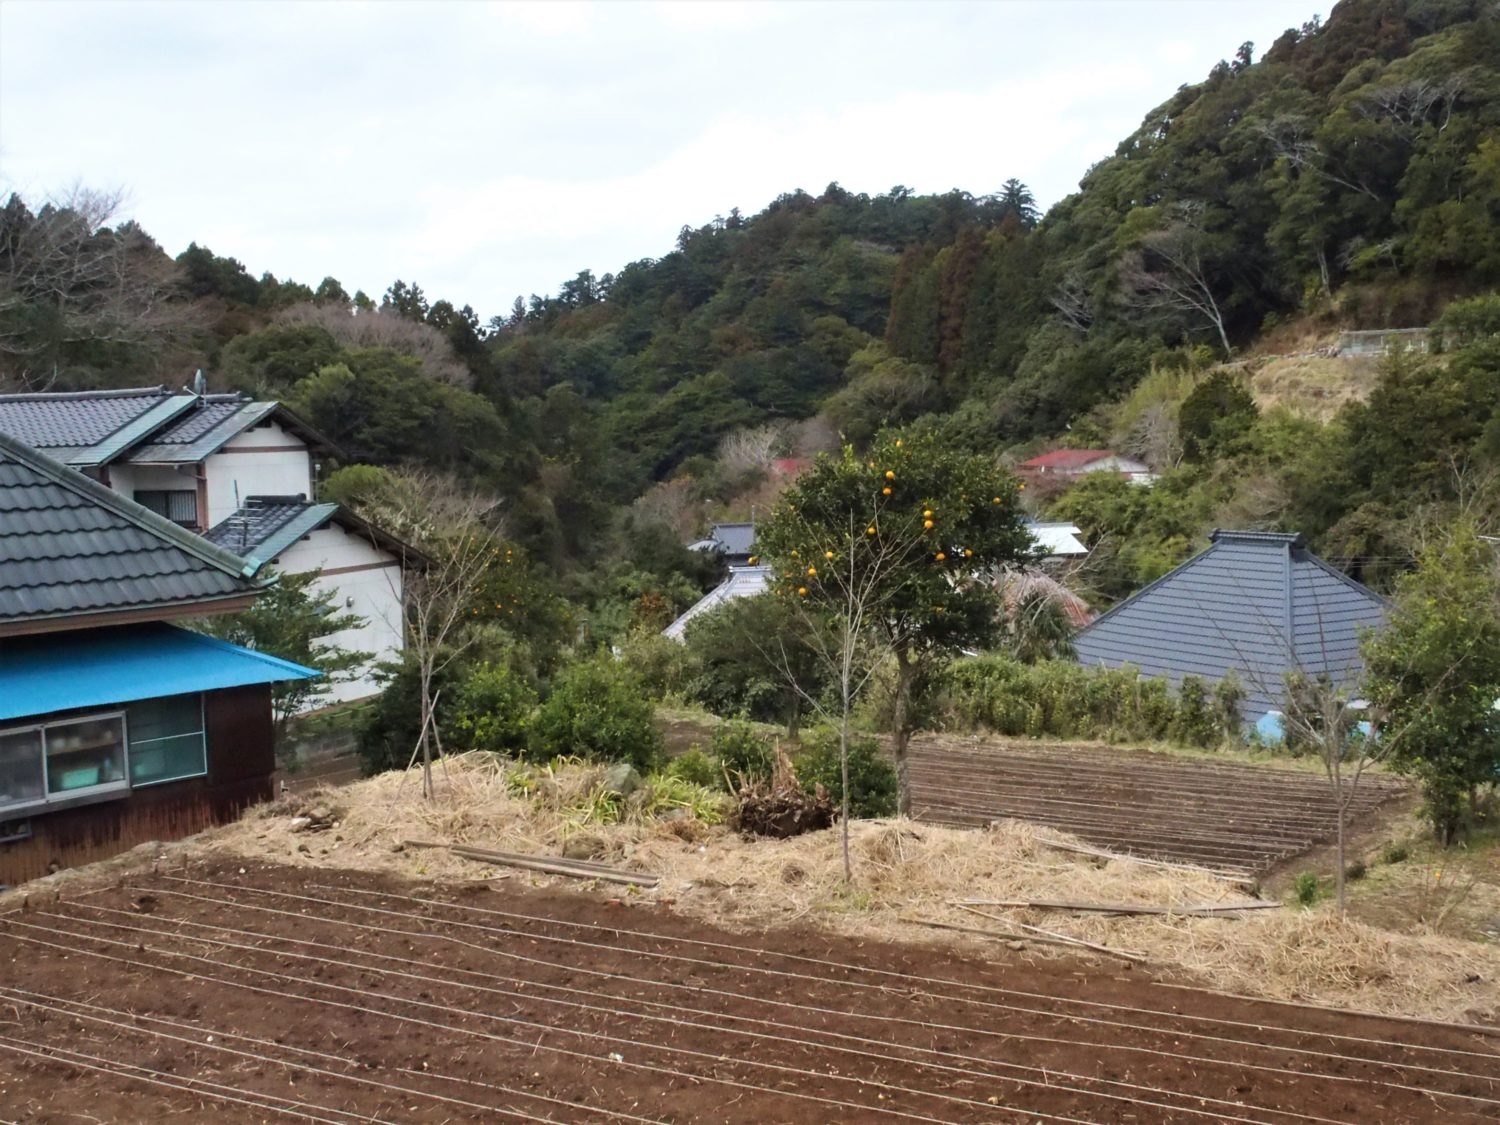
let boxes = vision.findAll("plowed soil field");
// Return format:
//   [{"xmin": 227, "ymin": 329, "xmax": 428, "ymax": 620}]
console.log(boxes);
[
  {"xmin": 2, "ymin": 860, "xmax": 1496, "ymax": 1123},
  {"xmin": 907, "ymin": 735, "xmax": 1409, "ymax": 876}
]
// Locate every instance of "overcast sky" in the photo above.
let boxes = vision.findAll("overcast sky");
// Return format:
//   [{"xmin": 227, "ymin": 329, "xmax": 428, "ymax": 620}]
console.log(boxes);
[{"xmin": 1, "ymin": 0, "xmax": 1322, "ymax": 321}]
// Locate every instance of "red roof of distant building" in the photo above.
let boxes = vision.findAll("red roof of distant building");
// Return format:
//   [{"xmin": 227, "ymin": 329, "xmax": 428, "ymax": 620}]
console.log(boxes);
[
  {"xmin": 772, "ymin": 458, "xmax": 810, "ymax": 477},
  {"xmin": 1020, "ymin": 449, "xmax": 1117, "ymax": 471}
]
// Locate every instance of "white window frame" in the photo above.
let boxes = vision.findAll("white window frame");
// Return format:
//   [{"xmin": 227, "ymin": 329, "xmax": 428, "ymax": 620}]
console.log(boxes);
[{"xmin": 0, "ymin": 710, "xmax": 130, "ymax": 814}]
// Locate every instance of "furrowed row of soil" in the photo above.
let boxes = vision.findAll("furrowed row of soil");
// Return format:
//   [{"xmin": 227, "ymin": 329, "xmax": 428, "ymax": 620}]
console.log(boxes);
[
  {"xmin": 1, "ymin": 860, "xmax": 1496, "ymax": 1123},
  {"xmin": 907, "ymin": 736, "xmax": 1408, "ymax": 873}
]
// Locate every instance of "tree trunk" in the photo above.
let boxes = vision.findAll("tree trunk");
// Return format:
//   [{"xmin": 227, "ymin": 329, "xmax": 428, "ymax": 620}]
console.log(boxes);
[
  {"xmin": 419, "ymin": 668, "xmax": 434, "ymax": 801},
  {"xmin": 892, "ymin": 643, "xmax": 915, "ymax": 816},
  {"xmin": 839, "ymin": 714, "xmax": 852, "ymax": 882},
  {"xmin": 1335, "ymin": 800, "xmax": 1346, "ymax": 916}
]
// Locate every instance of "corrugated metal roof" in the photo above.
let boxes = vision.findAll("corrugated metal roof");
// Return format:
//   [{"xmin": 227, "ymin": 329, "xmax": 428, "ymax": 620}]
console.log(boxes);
[
  {"xmin": 0, "ymin": 433, "xmax": 262, "ymax": 632},
  {"xmin": 0, "ymin": 622, "xmax": 317, "ymax": 720},
  {"xmin": 1072, "ymin": 529, "xmax": 1386, "ymax": 721},
  {"xmin": 663, "ymin": 565, "xmax": 772, "ymax": 641}
]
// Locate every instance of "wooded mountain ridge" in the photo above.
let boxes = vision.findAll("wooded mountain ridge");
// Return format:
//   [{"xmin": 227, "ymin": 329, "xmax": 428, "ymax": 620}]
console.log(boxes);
[{"xmin": 2, "ymin": 0, "xmax": 1498, "ymax": 604}]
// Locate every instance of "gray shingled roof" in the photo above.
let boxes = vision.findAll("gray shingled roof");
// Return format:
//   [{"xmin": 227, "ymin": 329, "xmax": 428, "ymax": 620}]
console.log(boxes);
[
  {"xmin": 203, "ymin": 499, "xmax": 336, "ymax": 573},
  {"xmin": 203, "ymin": 497, "xmax": 421, "ymax": 577},
  {"xmin": 0, "ymin": 388, "xmax": 196, "ymax": 465},
  {"xmin": 0, "ymin": 432, "xmax": 263, "ymax": 634},
  {"xmin": 0, "ymin": 386, "xmax": 338, "ymax": 467},
  {"xmin": 1072, "ymin": 530, "xmax": 1387, "ymax": 721},
  {"xmin": 124, "ymin": 399, "xmax": 277, "ymax": 463}
]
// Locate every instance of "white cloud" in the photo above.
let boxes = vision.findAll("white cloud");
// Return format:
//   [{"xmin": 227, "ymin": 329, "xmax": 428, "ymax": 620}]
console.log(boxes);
[{"xmin": 0, "ymin": 0, "xmax": 1325, "ymax": 317}]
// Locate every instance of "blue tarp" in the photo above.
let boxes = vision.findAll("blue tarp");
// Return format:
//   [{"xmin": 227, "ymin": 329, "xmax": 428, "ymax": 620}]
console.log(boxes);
[{"xmin": 0, "ymin": 623, "xmax": 318, "ymax": 722}]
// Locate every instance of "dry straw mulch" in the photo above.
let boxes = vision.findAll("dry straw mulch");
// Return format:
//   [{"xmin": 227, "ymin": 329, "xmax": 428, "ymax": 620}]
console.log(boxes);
[{"xmin": 202, "ymin": 753, "xmax": 1500, "ymax": 1025}]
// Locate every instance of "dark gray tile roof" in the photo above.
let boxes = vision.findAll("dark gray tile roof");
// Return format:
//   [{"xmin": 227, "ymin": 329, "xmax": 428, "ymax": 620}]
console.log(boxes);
[
  {"xmin": 0, "ymin": 432, "xmax": 262, "ymax": 632},
  {"xmin": 0, "ymin": 388, "xmax": 180, "ymax": 464},
  {"xmin": 0, "ymin": 386, "xmax": 333, "ymax": 467},
  {"xmin": 124, "ymin": 400, "xmax": 276, "ymax": 464},
  {"xmin": 203, "ymin": 499, "xmax": 334, "ymax": 571},
  {"xmin": 1072, "ymin": 530, "xmax": 1387, "ymax": 721}
]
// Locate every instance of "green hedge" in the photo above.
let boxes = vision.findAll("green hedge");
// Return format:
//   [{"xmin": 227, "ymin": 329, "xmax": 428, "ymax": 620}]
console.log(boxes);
[{"xmin": 936, "ymin": 656, "xmax": 1242, "ymax": 746}]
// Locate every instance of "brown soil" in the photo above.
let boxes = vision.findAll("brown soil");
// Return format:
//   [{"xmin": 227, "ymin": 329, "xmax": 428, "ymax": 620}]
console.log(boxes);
[
  {"xmin": 2, "ymin": 858, "xmax": 1497, "ymax": 1124},
  {"xmin": 908, "ymin": 734, "xmax": 1408, "ymax": 874}
]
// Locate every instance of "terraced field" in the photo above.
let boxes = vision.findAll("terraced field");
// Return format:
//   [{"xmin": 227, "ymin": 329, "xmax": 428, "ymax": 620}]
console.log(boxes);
[{"xmin": 908, "ymin": 735, "xmax": 1409, "ymax": 877}]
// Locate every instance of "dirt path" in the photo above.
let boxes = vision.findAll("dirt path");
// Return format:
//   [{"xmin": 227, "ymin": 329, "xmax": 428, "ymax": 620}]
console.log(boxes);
[
  {"xmin": 2, "ymin": 859, "xmax": 1496, "ymax": 1123},
  {"xmin": 908, "ymin": 735, "xmax": 1409, "ymax": 874}
]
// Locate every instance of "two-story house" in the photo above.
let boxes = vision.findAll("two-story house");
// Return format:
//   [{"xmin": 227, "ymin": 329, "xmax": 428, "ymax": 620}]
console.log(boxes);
[
  {"xmin": 0, "ymin": 383, "xmax": 410, "ymax": 704},
  {"xmin": 0, "ymin": 431, "xmax": 317, "ymax": 885}
]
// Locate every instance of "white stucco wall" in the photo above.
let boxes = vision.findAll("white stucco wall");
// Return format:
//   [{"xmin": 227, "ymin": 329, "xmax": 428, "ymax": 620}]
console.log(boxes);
[
  {"xmin": 202, "ymin": 420, "xmax": 315, "ymax": 527},
  {"xmin": 107, "ymin": 463, "xmax": 199, "ymax": 511},
  {"xmin": 275, "ymin": 524, "xmax": 405, "ymax": 705}
]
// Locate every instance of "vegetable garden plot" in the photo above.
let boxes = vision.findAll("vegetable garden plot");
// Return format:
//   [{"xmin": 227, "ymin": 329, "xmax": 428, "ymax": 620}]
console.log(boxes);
[
  {"xmin": 907, "ymin": 735, "xmax": 1409, "ymax": 874},
  {"xmin": 1, "ymin": 860, "xmax": 1496, "ymax": 1123}
]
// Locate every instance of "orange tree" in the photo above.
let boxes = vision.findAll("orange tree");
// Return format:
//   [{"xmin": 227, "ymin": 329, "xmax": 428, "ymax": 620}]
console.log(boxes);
[{"xmin": 757, "ymin": 428, "xmax": 1032, "ymax": 814}]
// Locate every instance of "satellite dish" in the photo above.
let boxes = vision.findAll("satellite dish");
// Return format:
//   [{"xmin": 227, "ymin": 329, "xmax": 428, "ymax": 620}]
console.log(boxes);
[{"xmin": 192, "ymin": 369, "xmax": 206, "ymax": 395}]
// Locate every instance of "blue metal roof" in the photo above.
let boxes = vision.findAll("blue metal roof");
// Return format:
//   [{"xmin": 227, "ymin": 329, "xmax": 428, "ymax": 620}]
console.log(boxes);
[{"xmin": 0, "ymin": 623, "xmax": 319, "ymax": 722}]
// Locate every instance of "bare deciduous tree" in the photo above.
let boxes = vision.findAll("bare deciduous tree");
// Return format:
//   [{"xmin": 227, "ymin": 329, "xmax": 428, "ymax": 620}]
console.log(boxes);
[
  {"xmin": 0, "ymin": 186, "xmax": 195, "ymax": 387},
  {"xmin": 1118, "ymin": 211, "xmax": 1232, "ymax": 355},
  {"xmin": 276, "ymin": 302, "xmax": 472, "ymax": 387},
  {"xmin": 360, "ymin": 470, "xmax": 503, "ymax": 798},
  {"xmin": 1120, "ymin": 400, "xmax": 1184, "ymax": 473},
  {"xmin": 717, "ymin": 423, "xmax": 783, "ymax": 477},
  {"xmin": 1050, "ymin": 267, "xmax": 1095, "ymax": 334}
]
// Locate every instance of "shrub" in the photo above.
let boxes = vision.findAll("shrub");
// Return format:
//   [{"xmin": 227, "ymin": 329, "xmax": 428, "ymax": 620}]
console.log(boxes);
[
  {"xmin": 633, "ymin": 775, "xmax": 728, "ymax": 825},
  {"xmin": 665, "ymin": 748, "xmax": 725, "ymax": 790},
  {"xmin": 1380, "ymin": 842, "xmax": 1410, "ymax": 865},
  {"xmin": 450, "ymin": 662, "xmax": 537, "ymax": 754},
  {"xmin": 1344, "ymin": 859, "xmax": 1368, "ymax": 883},
  {"xmin": 1293, "ymin": 871, "xmax": 1322, "ymax": 908},
  {"xmin": 1170, "ymin": 676, "xmax": 1216, "ymax": 748},
  {"xmin": 356, "ymin": 655, "xmax": 459, "ymax": 775},
  {"xmin": 936, "ymin": 655, "xmax": 1242, "ymax": 747},
  {"xmin": 794, "ymin": 727, "xmax": 898, "ymax": 819},
  {"xmin": 711, "ymin": 720, "xmax": 776, "ymax": 783},
  {"xmin": 618, "ymin": 628, "xmax": 700, "ymax": 702},
  {"xmin": 527, "ymin": 657, "xmax": 663, "ymax": 773}
]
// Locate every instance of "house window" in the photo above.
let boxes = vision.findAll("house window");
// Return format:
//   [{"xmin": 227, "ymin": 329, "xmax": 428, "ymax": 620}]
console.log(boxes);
[
  {"xmin": 127, "ymin": 694, "xmax": 207, "ymax": 786},
  {"xmin": 134, "ymin": 489, "xmax": 198, "ymax": 528},
  {"xmin": 0, "ymin": 728, "xmax": 45, "ymax": 811},
  {"xmin": 43, "ymin": 714, "xmax": 127, "ymax": 798}
]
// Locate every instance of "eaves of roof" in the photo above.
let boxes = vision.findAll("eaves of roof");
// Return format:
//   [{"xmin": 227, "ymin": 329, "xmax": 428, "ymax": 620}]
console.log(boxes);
[
  {"xmin": 86, "ymin": 393, "xmax": 200, "ymax": 465},
  {"xmin": 235, "ymin": 503, "xmax": 341, "ymax": 576},
  {"xmin": 124, "ymin": 401, "xmax": 278, "ymax": 464}
]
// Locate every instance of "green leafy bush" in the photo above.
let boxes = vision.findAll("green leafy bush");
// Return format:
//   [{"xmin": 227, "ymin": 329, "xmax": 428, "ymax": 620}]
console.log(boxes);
[
  {"xmin": 794, "ymin": 727, "xmax": 898, "ymax": 819},
  {"xmin": 711, "ymin": 720, "xmax": 776, "ymax": 783},
  {"xmin": 450, "ymin": 662, "xmax": 538, "ymax": 753},
  {"xmin": 1293, "ymin": 871, "xmax": 1322, "ymax": 908},
  {"xmin": 527, "ymin": 657, "xmax": 663, "ymax": 773},
  {"xmin": 617, "ymin": 628, "xmax": 701, "ymax": 701},
  {"xmin": 937, "ymin": 655, "xmax": 1239, "ymax": 747},
  {"xmin": 665, "ymin": 748, "xmax": 725, "ymax": 790}
]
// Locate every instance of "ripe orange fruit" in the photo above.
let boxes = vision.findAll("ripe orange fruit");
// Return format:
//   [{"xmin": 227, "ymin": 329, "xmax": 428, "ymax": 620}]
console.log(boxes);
[
  {"xmin": 923, "ymin": 519, "xmax": 934, "ymax": 530},
  {"xmin": 882, "ymin": 486, "xmax": 892, "ymax": 496},
  {"xmin": 885, "ymin": 470, "xmax": 895, "ymax": 480},
  {"xmin": 935, "ymin": 552, "xmax": 946, "ymax": 561},
  {"xmin": 798, "ymin": 586, "xmax": 808, "ymax": 596}
]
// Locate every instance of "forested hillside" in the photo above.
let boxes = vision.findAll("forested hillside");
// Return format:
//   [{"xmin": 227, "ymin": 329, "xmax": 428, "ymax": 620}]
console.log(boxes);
[{"xmin": 2, "ymin": 0, "xmax": 1499, "ymax": 621}]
